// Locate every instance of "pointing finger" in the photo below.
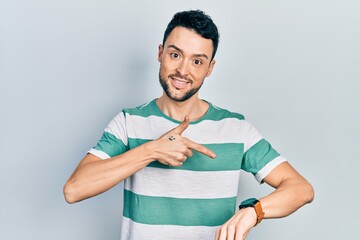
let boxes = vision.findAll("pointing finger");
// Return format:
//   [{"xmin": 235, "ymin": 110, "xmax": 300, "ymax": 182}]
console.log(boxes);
[
  {"xmin": 184, "ymin": 138, "xmax": 216, "ymax": 159},
  {"xmin": 172, "ymin": 115, "xmax": 190, "ymax": 135}
]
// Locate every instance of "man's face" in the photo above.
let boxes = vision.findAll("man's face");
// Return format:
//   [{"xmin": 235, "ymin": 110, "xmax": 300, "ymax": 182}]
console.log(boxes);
[{"xmin": 158, "ymin": 27, "xmax": 215, "ymax": 102}]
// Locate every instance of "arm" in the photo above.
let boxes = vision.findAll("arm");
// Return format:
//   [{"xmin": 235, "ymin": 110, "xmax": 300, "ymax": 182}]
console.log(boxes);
[
  {"xmin": 63, "ymin": 116, "xmax": 215, "ymax": 204},
  {"xmin": 215, "ymin": 161, "xmax": 314, "ymax": 240},
  {"xmin": 260, "ymin": 161, "xmax": 314, "ymax": 218},
  {"xmin": 63, "ymin": 142, "xmax": 155, "ymax": 204}
]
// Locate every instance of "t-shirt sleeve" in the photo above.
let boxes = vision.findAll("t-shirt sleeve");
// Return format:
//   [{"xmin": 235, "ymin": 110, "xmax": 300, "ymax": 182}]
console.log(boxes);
[
  {"xmin": 241, "ymin": 120, "xmax": 287, "ymax": 183},
  {"xmin": 88, "ymin": 111, "xmax": 128, "ymax": 160}
]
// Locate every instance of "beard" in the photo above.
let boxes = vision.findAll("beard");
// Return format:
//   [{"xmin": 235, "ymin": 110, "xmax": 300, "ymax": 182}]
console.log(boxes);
[{"xmin": 159, "ymin": 72, "xmax": 203, "ymax": 102}]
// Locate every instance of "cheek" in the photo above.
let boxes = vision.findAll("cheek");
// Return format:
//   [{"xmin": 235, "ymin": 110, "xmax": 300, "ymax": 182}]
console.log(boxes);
[
  {"xmin": 161, "ymin": 61, "xmax": 170, "ymax": 69},
  {"xmin": 161, "ymin": 62, "xmax": 178, "ymax": 75},
  {"xmin": 159, "ymin": 64, "xmax": 170, "ymax": 79},
  {"xmin": 193, "ymin": 68, "xmax": 209, "ymax": 80}
]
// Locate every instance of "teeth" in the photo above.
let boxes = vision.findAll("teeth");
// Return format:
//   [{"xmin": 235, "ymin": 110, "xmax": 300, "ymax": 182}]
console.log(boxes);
[
  {"xmin": 174, "ymin": 79, "xmax": 187, "ymax": 84},
  {"xmin": 171, "ymin": 77, "xmax": 188, "ymax": 89},
  {"xmin": 177, "ymin": 80, "xmax": 187, "ymax": 85}
]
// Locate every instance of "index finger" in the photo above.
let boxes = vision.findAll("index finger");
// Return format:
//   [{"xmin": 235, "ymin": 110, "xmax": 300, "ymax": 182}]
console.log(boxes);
[
  {"xmin": 184, "ymin": 138, "xmax": 216, "ymax": 159},
  {"xmin": 172, "ymin": 115, "xmax": 190, "ymax": 135}
]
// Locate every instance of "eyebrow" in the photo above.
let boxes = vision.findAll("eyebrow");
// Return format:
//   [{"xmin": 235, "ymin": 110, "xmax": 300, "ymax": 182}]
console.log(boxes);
[{"xmin": 168, "ymin": 44, "xmax": 209, "ymax": 60}]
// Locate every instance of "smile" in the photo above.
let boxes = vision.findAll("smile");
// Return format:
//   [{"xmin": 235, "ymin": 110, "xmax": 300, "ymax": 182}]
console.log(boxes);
[{"xmin": 170, "ymin": 77, "xmax": 190, "ymax": 89}]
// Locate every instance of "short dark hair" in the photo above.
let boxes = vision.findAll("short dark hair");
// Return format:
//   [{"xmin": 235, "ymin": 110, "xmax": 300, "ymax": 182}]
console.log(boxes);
[{"xmin": 162, "ymin": 10, "xmax": 220, "ymax": 60}]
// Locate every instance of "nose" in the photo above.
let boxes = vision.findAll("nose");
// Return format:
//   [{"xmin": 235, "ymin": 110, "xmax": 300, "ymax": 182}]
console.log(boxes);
[{"xmin": 176, "ymin": 59, "xmax": 190, "ymax": 77}]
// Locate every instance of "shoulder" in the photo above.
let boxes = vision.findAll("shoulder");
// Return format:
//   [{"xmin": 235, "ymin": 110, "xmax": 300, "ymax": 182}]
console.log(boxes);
[
  {"xmin": 122, "ymin": 99, "xmax": 160, "ymax": 118},
  {"xmin": 205, "ymin": 102, "xmax": 245, "ymax": 121}
]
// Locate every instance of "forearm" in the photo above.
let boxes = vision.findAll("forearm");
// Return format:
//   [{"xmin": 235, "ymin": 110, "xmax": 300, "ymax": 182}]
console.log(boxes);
[
  {"xmin": 215, "ymin": 163, "xmax": 313, "ymax": 239},
  {"xmin": 64, "ymin": 117, "xmax": 215, "ymax": 204},
  {"xmin": 260, "ymin": 177, "xmax": 314, "ymax": 219},
  {"xmin": 64, "ymin": 142, "xmax": 155, "ymax": 203},
  {"xmin": 214, "ymin": 177, "xmax": 313, "ymax": 240}
]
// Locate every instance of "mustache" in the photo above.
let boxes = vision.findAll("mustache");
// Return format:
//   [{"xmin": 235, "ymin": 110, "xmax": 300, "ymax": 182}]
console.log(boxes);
[{"xmin": 169, "ymin": 73, "xmax": 193, "ymax": 83}]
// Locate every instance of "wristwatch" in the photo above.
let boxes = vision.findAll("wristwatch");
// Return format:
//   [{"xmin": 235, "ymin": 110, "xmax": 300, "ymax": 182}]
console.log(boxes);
[{"xmin": 239, "ymin": 198, "xmax": 265, "ymax": 226}]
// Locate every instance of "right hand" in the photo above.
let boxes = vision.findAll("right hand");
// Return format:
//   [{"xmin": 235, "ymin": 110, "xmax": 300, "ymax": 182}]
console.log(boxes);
[{"xmin": 152, "ymin": 115, "xmax": 216, "ymax": 167}]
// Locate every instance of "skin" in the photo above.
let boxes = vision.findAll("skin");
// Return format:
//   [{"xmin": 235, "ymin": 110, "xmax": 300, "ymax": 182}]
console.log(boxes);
[
  {"xmin": 64, "ymin": 27, "xmax": 314, "ymax": 240},
  {"xmin": 157, "ymin": 26, "xmax": 216, "ymax": 121}
]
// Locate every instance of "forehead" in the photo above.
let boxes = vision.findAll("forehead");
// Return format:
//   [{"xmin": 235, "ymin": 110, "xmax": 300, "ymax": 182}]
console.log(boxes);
[{"xmin": 164, "ymin": 27, "xmax": 213, "ymax": 57}]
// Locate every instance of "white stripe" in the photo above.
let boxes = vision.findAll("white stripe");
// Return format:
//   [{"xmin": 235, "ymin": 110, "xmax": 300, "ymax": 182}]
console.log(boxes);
[
  {"xmin": 104, "ymin": 112, "xmax": 128, "ymax": 145},
  {"xmin": 124, "ymin": 167, "xmax": 240, "ymax": 199},
  {"xmin": 125, "ymin": 114, "xmax": 173, "ymax": 139},
  {"xmin": 255, "ymin": 156, "xmax": 287, "ymax": 183},
  {"xmin": 125, "ymin": 114, "xmax": 250, "ymax": 144},
  {"xmin": 87, "ymin": 148, "xmax": 110, "ymax": 160},
  {"xmin": 185, "ymin": 119, "xmax": 245, "ymax": 144},
  {"xmin": 120, "ymin": 216, "xmax": 218, "ymax": 240},
  {"xmin": 243, "ymin": 120, "xmax": 263, "ymax": 152}
]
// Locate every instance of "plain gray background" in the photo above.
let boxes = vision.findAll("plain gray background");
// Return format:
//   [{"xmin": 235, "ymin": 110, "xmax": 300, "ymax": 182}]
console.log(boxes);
[{"xmin": 1, "ymin": 0, "xmax": 359, "ymax": 239}]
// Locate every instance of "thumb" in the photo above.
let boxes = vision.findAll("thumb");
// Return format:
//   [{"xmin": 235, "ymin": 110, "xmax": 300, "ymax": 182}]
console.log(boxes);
[{"xmin": 172, "ymin": 115, "xmax": 190, "ymax": 135}]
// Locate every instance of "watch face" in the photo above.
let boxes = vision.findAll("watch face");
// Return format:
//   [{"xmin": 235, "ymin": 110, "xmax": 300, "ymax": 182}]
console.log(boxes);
[{"xmin": 239, "ymin": 198, "xmax": 259, "ymax": 209}]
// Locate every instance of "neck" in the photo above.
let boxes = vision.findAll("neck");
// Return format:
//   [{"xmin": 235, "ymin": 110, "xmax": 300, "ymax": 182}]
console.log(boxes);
[{"xmin": 156, "ymin": 93, "xmax": 209, "ymax": 122}]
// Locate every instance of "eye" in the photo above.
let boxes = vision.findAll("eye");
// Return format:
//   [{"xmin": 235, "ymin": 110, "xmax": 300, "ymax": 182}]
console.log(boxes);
[
  {"xmin": 194, "ymin": 59, "xmax": 202, "ymax": 65},
  {"xmin": 170, "ymin": 52, "xmax": 180, "ymax": 59}
]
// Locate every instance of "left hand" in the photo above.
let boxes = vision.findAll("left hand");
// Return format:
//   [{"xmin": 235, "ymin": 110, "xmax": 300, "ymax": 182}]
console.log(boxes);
[{"xmin": 214, "ymin": 207, "xmax": 257, "ymax": 240}]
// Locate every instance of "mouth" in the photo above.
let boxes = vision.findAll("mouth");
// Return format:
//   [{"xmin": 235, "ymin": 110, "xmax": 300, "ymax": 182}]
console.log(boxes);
[{"xmin": 170, "ymin": 76, "xmax": 191, "ymax": 89}]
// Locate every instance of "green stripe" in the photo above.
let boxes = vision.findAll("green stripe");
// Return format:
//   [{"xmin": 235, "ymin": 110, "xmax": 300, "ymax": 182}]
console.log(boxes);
[
  {"xmin": 123, "ymin": 101, "xmax": 163, "ymax": 118},
  {"xmin": 93, "ymin": 132, "xmax": 127, "ymax": 157},
  {"xmin": 242, "ymin": 139, "xmax": 280, "ymax": 174},
  {"xmin": 123, "ymin": 190, "xmax": 236, "ymax": 226},
  {"xmin": 204, "ymin": 103, "xmax": 245, "ymax": 122},
  {"xmin": 128, "ymin": 138, "xmax": 244, "ymax": 171}
]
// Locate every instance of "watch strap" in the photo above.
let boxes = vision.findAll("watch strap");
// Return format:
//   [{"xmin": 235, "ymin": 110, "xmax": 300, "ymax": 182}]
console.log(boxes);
[
  {"xmin": 253, "ymin": 201, "xmax": 265, "ymax": 226},
  {"xmin": 239, "ymin": 198, "xmax": 265, "ymax": 226}
]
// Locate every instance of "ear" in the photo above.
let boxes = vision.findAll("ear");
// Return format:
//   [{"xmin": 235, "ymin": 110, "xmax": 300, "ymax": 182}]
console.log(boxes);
[
  {"xmin": 206, "ymin": 59, "xmax": 216, "ymax": 77},
  {"xmin": 158, "ymin": 44, "xmax": 164, "ymax": 63}
]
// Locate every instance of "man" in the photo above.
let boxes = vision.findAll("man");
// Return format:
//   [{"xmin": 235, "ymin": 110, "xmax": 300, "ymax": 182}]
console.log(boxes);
[{"xmin": 64, "ymin": 10, "xmax": 314, "ymax": 240}]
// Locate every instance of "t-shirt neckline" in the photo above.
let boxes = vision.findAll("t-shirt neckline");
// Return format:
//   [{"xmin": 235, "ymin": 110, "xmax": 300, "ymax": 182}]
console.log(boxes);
[{"xmin": 150, "ymin": 98, "xmax": 213, "ymax": 124}]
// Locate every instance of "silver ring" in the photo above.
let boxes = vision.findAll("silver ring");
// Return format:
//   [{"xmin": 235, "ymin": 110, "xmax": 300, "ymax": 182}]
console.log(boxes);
[{"xmin": 168, "ymin": 136, "xmax": 175, "ymax": 141}]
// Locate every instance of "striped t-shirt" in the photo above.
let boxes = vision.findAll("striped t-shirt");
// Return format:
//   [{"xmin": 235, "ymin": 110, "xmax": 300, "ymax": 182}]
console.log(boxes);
[{"xmin": 88, "ymin": 99, "xmax": 286, "ymax": 240}]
